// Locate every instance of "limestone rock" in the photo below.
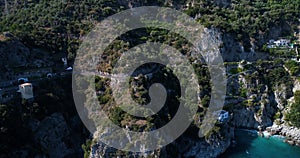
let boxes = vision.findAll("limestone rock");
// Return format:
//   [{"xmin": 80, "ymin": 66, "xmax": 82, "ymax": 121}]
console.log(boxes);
[{"xmin": 270, "ymin": 124, "xmax": 300, "ymax": 143}]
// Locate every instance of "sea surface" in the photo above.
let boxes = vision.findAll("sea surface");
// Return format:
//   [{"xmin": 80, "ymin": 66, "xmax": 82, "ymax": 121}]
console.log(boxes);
[{"xmin": 221, "ymin": 129, "xmax": 300, "ymax": 158}]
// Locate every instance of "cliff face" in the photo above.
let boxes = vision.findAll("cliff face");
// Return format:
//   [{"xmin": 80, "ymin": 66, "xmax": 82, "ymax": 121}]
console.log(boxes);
[
  {"xmin": 85, "ymin": 27, "xmax": 234, "ymax": 157},
  {"xmin": 33, "ymin": 113, "xmax": 73, "ymax": 158},
  {"xmin": 1, "ymin": 0, "xmax": 299, "ymax": 157},
  {"xmin": 225, "ymin": 61, "xmax": 294, "ymax": 129},
  {"xmin": 90, "ymin": 123, "xmax": 234, "ymax": 158},
  {"xmin": 178, "ymin": 125, "xmax": 234, "ymax": 158},
  {"xmin": 0, "ymin": 34, "xmax": 30, "ymax": 71},
  {"xmin": 220, "ymin": 33, "xmax": 271, "ymax": 62},
  {"xmin": 87, "ymin": 27, "xmax": 298, "ymax": 157},
  {"xmin": 0, "ymin": 33, "xmax": 59, "ymax": 81},
  {"xmin": 222, "ymin": 58, "xmax": 300, "ymax": 147}
]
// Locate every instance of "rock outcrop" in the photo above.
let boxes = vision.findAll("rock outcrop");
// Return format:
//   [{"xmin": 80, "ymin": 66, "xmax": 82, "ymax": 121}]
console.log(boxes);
[
  {"xmin": 274, "ymin": 83, "xmax": 293, "ymax": 110},
  {"xmin": 181, "ymin": 125, "xmax": 234, "ymax": 158},
  {"xmin": 226, "ymin": 62, "xmax": 293, "ymax": 129},
  {"xmin": 0, "ymin": 33, "xmax": 59, "ymax": 82},
  {"xmin": 268, "ymin": 124, "xmax": 300, "ymax": 146},
  {"xmin": 90, "ymin": 124, "xmax": 234, "ymax": 158},
  {"xmin": 0, "ymin": 34, "xmax": 30, "ymax": 69},
  {"xmin": 34, "ymin": 113, "xmax": 73, "ymax": 158}
]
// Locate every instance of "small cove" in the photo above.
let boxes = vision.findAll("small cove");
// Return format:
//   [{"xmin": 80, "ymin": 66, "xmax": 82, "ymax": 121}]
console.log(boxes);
[{"xmin": 221, "ymin": 129, "xmax": 300, "ymax": 158}]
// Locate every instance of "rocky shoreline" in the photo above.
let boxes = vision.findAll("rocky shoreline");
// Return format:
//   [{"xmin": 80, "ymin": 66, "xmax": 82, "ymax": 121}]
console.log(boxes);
[{"xmin": 264, "ymin": 124, "xmax": 300, "ymax": 146}]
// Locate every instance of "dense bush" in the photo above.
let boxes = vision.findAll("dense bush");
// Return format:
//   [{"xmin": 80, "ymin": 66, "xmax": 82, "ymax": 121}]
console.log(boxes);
[
  {"xmin": 0, "ymin": 0, "xmax": 299, "ymax": 60},
  {"xmin": 285, "ymin": 60, "xmax": 300, "ymax": 76},
  {"xmin": 229, "ymin": 67, "xmax": 243, "ymax": 74},
  {"xmin": 0, "ymin": 0, "xmax": 299, "ymax": 156},
  {"xmin": 187, "ymin": 0, "xmax": 300, "ymax": 50},
  {"xmin": 266, "ymin": 67, "xmax": 292, "ymax": 88},
  {"xmin": 82, "ymin": 139, "xmax": 94, "ymax": 158},
  {"xmin": 285, "ymin": 91, "xmax": 300, "ymax": 127}
]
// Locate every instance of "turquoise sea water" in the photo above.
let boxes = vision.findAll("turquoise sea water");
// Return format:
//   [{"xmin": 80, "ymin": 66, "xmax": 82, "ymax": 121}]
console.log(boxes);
[{"xmin": 221, "ymin": 129, "xmax": 300, "ymax": 158}]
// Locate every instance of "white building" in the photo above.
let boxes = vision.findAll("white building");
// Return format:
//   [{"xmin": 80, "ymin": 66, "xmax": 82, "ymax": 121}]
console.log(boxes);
[
  {"xmin": 218, "ymin": 110, "xmax": 229, "ymax": 123},
  {"xmin": 18, "ymin": 83, "xmax": 33, "ymax": 100},
  {"xmin": 274, "ymin": 39, "xmax": 290, "ymax": 47}
]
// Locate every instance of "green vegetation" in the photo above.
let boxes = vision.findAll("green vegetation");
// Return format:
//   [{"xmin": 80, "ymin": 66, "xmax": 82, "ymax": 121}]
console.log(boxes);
[
  {"xmin": 0, "ymin": 75, "xmax": 89, "ymax": 157},
  {"xmin": 229, "ymin": 67, "xmax": 243, "ymax": 74},
  {"xmin": 82, "ymin": 139, "xmax": 94, "ymax": 158},
  {"xmin": 0, "ymin": 0, "xmax": 299, "ymax": 156},
  {"xmin": 0, "ymin": 0, "xmax": 134, "ymax": 59},
  {"xmin": 186, "ymin": 0, "xmax": 300, "ymax": 51},
  {"xmin": 95, "ymin": 76, "xmax": 112, "ymax": 104},
  {"xmin": 285, "ymin": 91, "xmax": 300, "ymax": 127},
  {"xmin": 273, "ymin": 111, "xmax": 281, "ymax": 120},
  {"xmin": 242, "ymin": 99, "xmax": 257, "ymax": 107},
  {"xmin": 205, "ymin": 125, "xmax": 221, "ymax": 140},
  {"xmin": 285, "ymin": 60, "xmax": 300, "ymax": 76},
  {"xmin": 201, "ymin": 95, "xmax": 210, "ymax": 108},
  {"xmin": 109, "ymin": 107, "xmax": 125, "ymax": 126},
  {"xmin": 194, "ymin": 63, "xmax": 212, "ymax": 108},
  {"xmin": 266, "ymin": 67, "xmax": 293, "ymax": 88},
  {"xmin": 239, "ymin": 87, "xmax": 247, "ymax": 98},
  {"xmin": 0, "ymin": 0, "xmax": 298, "ymax": 60},
  {"xmin": 268, "ymin": 48, "xmax": 296, "ymax": 58}
]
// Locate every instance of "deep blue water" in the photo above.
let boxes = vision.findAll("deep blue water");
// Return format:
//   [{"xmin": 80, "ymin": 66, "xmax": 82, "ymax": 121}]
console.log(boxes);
[{"xmin": 221, "ymin": 129, "xmax": 300, "ymax": 158}]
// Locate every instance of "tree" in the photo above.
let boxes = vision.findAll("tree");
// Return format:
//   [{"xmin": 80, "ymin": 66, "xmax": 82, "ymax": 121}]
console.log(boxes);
[{"xmin": 285, "ymin": 91, "xmax": 300, "ymax": 127}]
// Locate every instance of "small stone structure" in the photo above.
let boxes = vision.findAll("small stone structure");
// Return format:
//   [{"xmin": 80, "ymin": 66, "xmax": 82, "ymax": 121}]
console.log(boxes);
[
  {"xmin": 217, "ymin": 110, "xmax": 229, "ymax": 123},
  {"xmin": 19, "ymin": 83, "xmax": 33, "ymax": 99}
]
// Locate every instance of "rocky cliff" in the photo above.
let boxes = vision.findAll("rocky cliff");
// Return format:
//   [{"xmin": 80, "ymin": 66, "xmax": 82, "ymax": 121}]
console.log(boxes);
[
  {"xmin": 225, "ymin": 61, "xmax": 294, "ymax": 130},
  {"xmin": 0, "ymin": 33, "xmax": 59, "ymax": 81},
  {"xmin": 223, "ymin": 59, "xmax": 300, "ymax": 148},
  {"xmin": 90, "ymin": 123, "xmax": 234, "ymax": 158}
]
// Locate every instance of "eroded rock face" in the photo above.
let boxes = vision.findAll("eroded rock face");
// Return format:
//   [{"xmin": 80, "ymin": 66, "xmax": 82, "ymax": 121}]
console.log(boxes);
[
  {"xmin": 90, "ymin": 142, "xmax": 160, "ymax": 158},
  {"xmin": 269, "ymin": 124, "xmax": 300, "ymax": 145},
  {"xmin": 0, "ymin": 36, "xmax": 30, "ymax": 69},
  {"xmin": 231, "ymin": 107, "xmax": 259, "ymax": 128},
  {"xmin": 0, "ymin": 34, "xmax": 57, "ymax": 82},
  {"xmin": 34, "ymin": 113, "xmax": 73, "ymax": 158},
  {"xmin": 90, "ymin": 124, "xmax": 234, "ymax": 158},
  {"xmin": 181, "ymin": 125, "xmax": 234, "ymax": 158},
  {"xmin": 274, "ymin": 84, "xmax": 293, "ymax": 110},
  {"xmin": 220, "ymin": 33, "xmax": 268, "ymax": 62},
  {"xmin": 293, "ymin": 79, "xmax": 300, "ymax": 93},
  {"xmin": 226, "ymin": 63, "xmax": 293, "ymax": 129}
]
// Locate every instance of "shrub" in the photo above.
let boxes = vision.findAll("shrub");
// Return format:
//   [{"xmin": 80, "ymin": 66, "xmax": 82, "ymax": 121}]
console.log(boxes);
[
  {"xmin": 285, "ymin": 91, "xmax": 300, "ymax": 127},
  {"xmin": 229, "ymin": 68, "xmax": 243, "ymax": 74},
  {"xmin": 109, "ymin": 107, "xmax": 125, "ymax": 126},
  {"xmin": 285, "ymin": 103, "xmax": 300, "ymax": 127},
  {"xmin": 285, "ymin": 60, "xmax": 300, "ymax": 76},
  {"xmin": 273, "ymin": 111, "xmax": 281, "ymax": 120},
  {"xmin": 240, "ymin": 87, "xmax": 247, "ymax": 98},
  {"xmin": 201, "ymin": 95, "xmax": 210, "ymax": 108},
  {"xmin": 82, "ymin": 139, "xmax": 93, "ymax": 158}
]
